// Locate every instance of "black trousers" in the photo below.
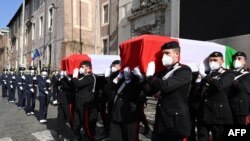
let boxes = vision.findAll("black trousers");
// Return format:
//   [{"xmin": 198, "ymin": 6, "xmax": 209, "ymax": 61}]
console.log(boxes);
[
  {"xmin": 233, "ymin": 115, "xmax": 248, "ymax": 125},
  {"xmin": 73, "ymin": 101, "xmax": 94, "ymax": 141},
  {"xmin": 139, "ymin": 103, "xmax": 149, "ymax": 127},
  {"xmin": 110, "ymin": 122, "xmax": 138, "ymax": 141},
  {"xmin": 8, "ymin": 87, "xmax": 15, "ymax": 101},
  {"xmin": 57, "ymin": 103, "xmax": 70, "ymax": 134},
  {"xmin": 26, "ymin": 91, "xmax": 37, "ymax": 113},
  {"xmin": 2, "ymin": 85, "xmax": 8, "ymax": 98},
  {"xmin": 18, "ymin": 89, "xmax": 26, "ymax": 107},
  {"xmin": 198, "ymin": 123, "xmax": 224, "ymax": 141},
  {"xmin": 39, "ymin": 96, "xmax": 49, "ymax": 120}
]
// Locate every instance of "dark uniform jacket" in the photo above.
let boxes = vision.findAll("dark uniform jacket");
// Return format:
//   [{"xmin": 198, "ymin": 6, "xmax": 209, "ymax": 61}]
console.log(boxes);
[
  {"xmin": 198, "ymin": 67, "xmax": 234, "ymax": 125},
  {"xmin": 104, "ymin": 71, "xmax": 120, "ymax": 104},
  {"xmin": 111, "ymin": 77, "xmax": 142, "ymax": 124},
  {"xmin": 72, "ymin": 74, "xmax": 95, "ymax": 109},
  {"xmin": 0, "ymin": 74, "xmax": 8, "ymax": 87},
  {"xmin": 16, "ymin": 73, "xmax": 26, "ymax": 91},
  {"xmin": 56, "ymin": 77, "xmax": 72, "ymax": 104},
  {"xmin": 148, "ymin": 63, "xmax": 192, "ymax": 137},
  {"xmin": 37, "ymin": 75, "xmax": 51, "ymax": 97},
  {"xmin": 7, "ymin": 74, "xmax": 16, "ymax": 90},
  {"xmin": 228, "ymin": 69, "xmax": 250, "ymax": 116},
  {"xmin": 25, "ymin": 74, "xmax": 37, "ymax": 94}
]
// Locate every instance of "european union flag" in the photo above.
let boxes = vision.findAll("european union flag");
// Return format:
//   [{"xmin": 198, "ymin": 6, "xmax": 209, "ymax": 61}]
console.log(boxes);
[{"xmin": 32, "ymin": 49, "xmax": 40, "ymax": 60}]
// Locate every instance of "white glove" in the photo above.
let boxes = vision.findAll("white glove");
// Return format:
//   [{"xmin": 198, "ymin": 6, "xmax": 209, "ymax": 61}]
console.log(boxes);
[
  {"xmin": 12, "ymin": 76, "xmax": 15, "ymax": 79},
  {"xmin": 113, "ymin": 72, "xmax": 123, "ymax": 84},
  {"xmin": 20, "ymin": 86, "xmax": 23, "ymax": 90},
  {"xmin": 197, "ymin": 63, "xmax": 206, "ymax": 78},
  {"xmin": 33, "ymin": 77, "xmax": 37, "ymax": 80},
  {"xmin": 4, "ymin": 82, "xmax": 6, "ymax": 85},
  {"xmin": 30, "ymin": 88, "xmax": 34, "ymax": 92},
  {"xmin": 46, "ymin": 79, "xmax": 51, "ymax": 83},
  {"xmin": 146, "ymin": 61, "xmax": 155, "ymax": 77},
  {"xmin": 133, "ymin": 66, "xmax": 144, "ymax": 81},
  {"xmin": 64, "ymin": 71, "xmax": 68, "ymax": 76},
  {"xmin": 10, "ymin": 85, "xmax": 13, "ymax": 89},
  {"xmin": 21, "ymin": 75, "xmax": 25, "ymax": 80},
  {"xmin": 45, "ymin": 91, "xmax": 49, "ymax": 95},
  {"xmin": 117, "ymin": 72, "xmax": 123, "ymax": 79},
  {"xmin": 104, "ymin": 68, "xmax": 111, "ymax": 77},
  {"xmin": 73, "ymin": 68, "xmax": 79, "ymax": 78},
  {"xmin": 124, "ymin": 67, "xmax": 131, "ymax": 80}
]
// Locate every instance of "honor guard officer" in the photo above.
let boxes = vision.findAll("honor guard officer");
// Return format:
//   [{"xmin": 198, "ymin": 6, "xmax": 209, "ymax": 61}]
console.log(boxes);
[
  {"xmin": 7, "ymin": 67, "xmax": 16, "ymax": 103},
  {"xmin": 229, "ymin": 52, "xmax": 250, "ymax": 125},
  {"xmin": 17, "ymin": 64, "xmax": 26, "ymax": 109},
  {"xmin": 51, "ymin": 69, "xmax": 60, "ymax": 105},
  {"xmin": 55, "ymin": 71, "xmax": 74, "ymax": 140},
  {"xmin": 72, "ymin": 61, "xmax": 96, "ymax": 141},
  {"xmin": 26, "ymin": 66, "xmax": 38, "ymax": 115},
  {"xmin": 146, "ymin": 41, "xmax": 192, "ymax": 141},
  {"xmin": 109, "ymin": 67, "xmax": 143, "ymax": 141},
  {"xmin": 37, "ymin": 67, "xmax": 51, "ymax": 123},
  {"xmin": 0, "ymin": 68, "xmax": 9, "ymax": 100},
  {"xmin": 197, "ymin": 52, "xmax": 234, "ymax": 141}
]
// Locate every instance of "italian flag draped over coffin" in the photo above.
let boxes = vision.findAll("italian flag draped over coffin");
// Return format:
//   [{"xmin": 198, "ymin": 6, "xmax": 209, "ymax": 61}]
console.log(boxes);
[{"xmin": 119, "ymin": 35, "xmax": 237, "ymax": 74}]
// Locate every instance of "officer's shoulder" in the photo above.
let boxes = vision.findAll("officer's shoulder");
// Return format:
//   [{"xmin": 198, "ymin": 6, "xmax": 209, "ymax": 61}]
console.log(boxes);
[{"xmin": 178, "ymin": 63, "xmax": 192, "ymax": 71}]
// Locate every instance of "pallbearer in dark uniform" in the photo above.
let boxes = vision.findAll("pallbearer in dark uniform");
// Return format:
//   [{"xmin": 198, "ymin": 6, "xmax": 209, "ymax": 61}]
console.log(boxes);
[
  {"xmin": 7, "ymin": 67, "xmax": 16, "ymax": 103},
  {"xmin": 0, "ymin": 68, "xmax": 9, "ymax": 100},
  {"xmin": 229, "ymin": 52, "xmax": 250, "ymax": 125},
  {"xmin": 51, "ymin": 69, "xmax": 59, "ymax": 105},
  {"xmin": 71, "ymin": 61, "xmax": 96, "ymax": 141},
  {"xmin": 25, "ymin": 66, "xmax": 38, "ymax": 115},
  {"xmin": 95, "ymin": 60, "xmax": 121, "ymax": 139},
  {"xmin": 146, "ymin": 41, "xmax": 192, "ymax": 141},
  {"xmin": 109, "ymin": 67, "xmax": 142, "ymax": 141},
  {"xmin": 17, "ymin": 64, "xmax": 26, "ymax": 109},
  {"xmin": 37, "ymin": 67, "xmax": 51, "ymax": 123},
  {"xmin": 197, "ymin": 52, "xmax": 234, "ymax": 141},
  {"xmin": 56, "ymin": 70, "xmax": 74, "ymax": 140}
]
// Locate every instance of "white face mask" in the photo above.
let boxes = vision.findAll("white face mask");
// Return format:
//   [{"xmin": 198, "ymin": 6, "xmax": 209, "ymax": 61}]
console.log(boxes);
[
  {"xmin": 55, "ymin": 71, "xmax": 59, "ymax": 75},
  {"xmin": 30, "ymin": 70, "xmax": 35, "ymax": 75},
  {"xmin": 209, "ymin": 61, "xmax": 220, "ymax": 70},
  {"xmin": 79, "ymin": 68, "xmax": 85, "ymax": 74},
  {"xmin": 4, "ymin": 71, "xmax": 7, "ymax": 74},
  {"xmin": 233, "ymin": 60, "xmax": 243, "ymax": 69},
  {"xmin": 162, "ymin": 54, "xmax": 173, "ymax": 66},
  {"xmin": 10, "ymin": 71, "xmax": 14, "ymax": 75},
  {"xmin": 41, "ymin": 71, "xmax": 48, "ymax": 77},
  {"xmin": 111, "ymin": 67, "xmax": 117, "ymax": 72},
  {"xmin": 20, "ymin": 71, "xmax": 24, "ymax": 74}
]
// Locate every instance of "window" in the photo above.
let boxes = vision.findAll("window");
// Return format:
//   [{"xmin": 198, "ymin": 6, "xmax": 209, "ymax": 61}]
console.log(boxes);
[
  {"xmin": 47, "ymin": 44, "xmax": 52, "ymax": 66},
  {"xmin": 102, "ymin": 3, "xmax": 109, "ymax": 25},
  {"xmin": 48, "ymin": 8, "xmax": 53, "ymax": 30},
  {"xmin": 39, "ymin": 16, "xmax": 43, "ymax": 37},
  {"xmin": 102, "ymin": 38, "xmax": 108, "ymax": 55},
  {"xmin": 32, "ymin": 22, "xmax": 36, "ymax": 41}
]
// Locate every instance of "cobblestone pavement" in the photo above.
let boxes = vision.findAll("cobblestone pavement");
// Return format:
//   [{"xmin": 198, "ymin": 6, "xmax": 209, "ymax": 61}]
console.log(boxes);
[{"xmin": 0, "ymin": 88, "xmax": 156, "ymax": 141}]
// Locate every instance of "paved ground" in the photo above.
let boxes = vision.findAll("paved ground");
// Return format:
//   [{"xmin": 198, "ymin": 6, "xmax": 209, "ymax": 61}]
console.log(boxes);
[{"xmin": 0, "ymin": 87, "xmax": 156, "ymax": 141}]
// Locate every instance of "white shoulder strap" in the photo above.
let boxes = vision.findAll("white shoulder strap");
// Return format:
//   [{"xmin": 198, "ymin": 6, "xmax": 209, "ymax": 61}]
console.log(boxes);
[
  {"xmin": 162, "ymin": 65, "xmax": 182, "ymax": 80},
  {"xmin": 92, "ymin": 74, "xmax": 96, "ymax": 93},
  {"xmin": 234, "ymin": 71, "xmax": 249, "ymax": 80}
]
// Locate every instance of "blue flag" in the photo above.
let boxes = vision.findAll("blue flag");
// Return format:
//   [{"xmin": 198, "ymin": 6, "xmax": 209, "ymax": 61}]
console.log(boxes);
[{"xmin": 32, "ymin": 49, "xmax": 40, "ymax": 60}]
